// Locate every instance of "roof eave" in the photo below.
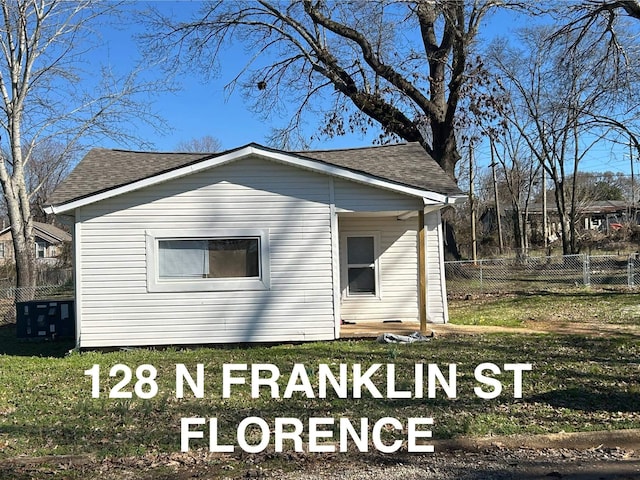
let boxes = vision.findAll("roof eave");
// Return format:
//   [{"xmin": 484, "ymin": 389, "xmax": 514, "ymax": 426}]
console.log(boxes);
[{"xmin": 425, "ymin": 192, "xmax": 466, "ymax": 205}]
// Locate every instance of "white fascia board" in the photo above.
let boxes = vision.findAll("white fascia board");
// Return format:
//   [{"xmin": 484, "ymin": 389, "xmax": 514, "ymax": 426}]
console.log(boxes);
[
  {"xmin": 397, "ymin": 203, "xmax": 452, "ymax": 220},
  {"xmin": 47, "ymin": 145, "xmax": 459, "ymax": 214},
  {"xmin": 426, "ymin": 194, "xmax": 466, "ymax": 206}
]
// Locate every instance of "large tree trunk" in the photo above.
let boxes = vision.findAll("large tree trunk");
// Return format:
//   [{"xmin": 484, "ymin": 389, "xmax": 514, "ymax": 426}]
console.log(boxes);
[
  {"xmin": 558, "ymin": 211, "xmax": 572, "ymax": 255},
  {"xmin": 3, "ymin": 176, "xmax": 37, "ymax": 301},
  {"xmin": 11, "ymin": 221, "xmax": 36, "ymax": 301},
  {"xmin": 430, "ymin": 120, "xmax": 461, "ymax": 180}
]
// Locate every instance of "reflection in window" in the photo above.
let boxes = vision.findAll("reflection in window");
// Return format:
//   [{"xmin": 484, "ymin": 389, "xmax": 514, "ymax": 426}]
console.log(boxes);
[{"xmin": 158, "ymin": 238, "xmax": 260, "ymax": 279}]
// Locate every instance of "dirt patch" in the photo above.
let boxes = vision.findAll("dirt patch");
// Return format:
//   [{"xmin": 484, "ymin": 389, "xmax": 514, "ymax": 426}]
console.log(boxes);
[
  {"xmin": 522, "ymin": 319, "xmax": 640, "ymax": 337},
  {"xmin": 2, "ymin": 445, "xmax": 639, "ymax": 480},
  {"xmin": 342, "ymin": 320, "xmax": 640, "ymax": 339}
]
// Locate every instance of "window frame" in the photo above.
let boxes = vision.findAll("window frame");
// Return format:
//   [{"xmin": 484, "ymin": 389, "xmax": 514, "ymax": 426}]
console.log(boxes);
[
  {"xmin": 341, "ymin": 232, "xmax": 381, "ymax": 299},
  {"xmin": 146, "ymin": 228, "xmax": 270, "ymax": 293},
  {"xmin": 35, "ymin": 241, "xmax": 47, "ymax": 259}
]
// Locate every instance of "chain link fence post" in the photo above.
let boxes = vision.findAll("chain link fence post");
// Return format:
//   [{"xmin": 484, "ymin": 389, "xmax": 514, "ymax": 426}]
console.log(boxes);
[
  {"xmin": 628, "ymin": 255, "xmax": 635, "ymax": 287},
  {"xmin": 583, "ymin": 254, "xmax": 591, "ymax": 286}
]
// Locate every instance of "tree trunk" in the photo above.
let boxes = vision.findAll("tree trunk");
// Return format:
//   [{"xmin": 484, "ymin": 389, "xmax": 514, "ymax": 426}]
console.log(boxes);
[
  {"xmin": 430, "ymin": 120, "xmax": 461, "ymax": 179},
  {"xmin": 11, "ymin": 222, "xmax": 36, "ymax": 302},
  {"xmin": 558, "ymin": 212, "xmax": 572, "ymax": 255},
  {"xmin": 512, "ymin": 205, "xmax": 527, "ymax": 263},
  {"xmin": 3, "ymin": 177, "xmax": 37, "ymax": 302}
]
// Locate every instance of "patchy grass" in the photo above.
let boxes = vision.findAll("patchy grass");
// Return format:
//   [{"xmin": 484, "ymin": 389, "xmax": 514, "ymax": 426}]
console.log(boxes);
[
  {"xmin": 449, "ymin": 290, "xmax": 640, "ymax": 328},
  {"xmin": 0, "ymin": 323, "xmax": 639, "ymax": 476}
]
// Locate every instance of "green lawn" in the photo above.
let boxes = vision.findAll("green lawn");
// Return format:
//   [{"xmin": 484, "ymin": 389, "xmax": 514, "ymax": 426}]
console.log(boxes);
[
  {"xmin": 449, "ymin": 290, "xmax": 640, "ymax": 328},
  {"xmin": 0, "ymin": 323, "xmax": 638, "ymax": 471}
]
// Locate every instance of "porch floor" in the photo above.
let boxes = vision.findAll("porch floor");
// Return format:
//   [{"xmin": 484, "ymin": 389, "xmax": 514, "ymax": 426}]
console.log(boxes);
[{"xmin": 340, "ymin": 320, "xmax": 425, "ymax": 339}]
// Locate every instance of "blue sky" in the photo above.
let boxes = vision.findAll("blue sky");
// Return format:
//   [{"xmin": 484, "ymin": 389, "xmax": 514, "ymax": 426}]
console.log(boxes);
[
  {"xmin": 94, "ymin": 1, "xmax": 370, "ymax": 153},
  {"xmin": 90, "ymin": 2, "xmax": 635, "ymax": 176},
  {"xmin": 93, "ymin": 3, "xmax": 265, "ymax": 151}
]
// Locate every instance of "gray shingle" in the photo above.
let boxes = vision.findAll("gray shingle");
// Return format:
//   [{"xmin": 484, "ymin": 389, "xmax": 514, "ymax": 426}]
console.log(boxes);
[
  {"xmin": 46, "ymin": 142, "xmax": 461, "ymax": 207},
  {"xmin": 33, "ymin": 221, "xmax": 72, "ymax": 243},
  {"xmin": 296, "ymin": 142, "xmax": 461, "ymax": 196},
  {"xmin": 46, "ymin": 148, "xmax": 217, "ymax": 206}
]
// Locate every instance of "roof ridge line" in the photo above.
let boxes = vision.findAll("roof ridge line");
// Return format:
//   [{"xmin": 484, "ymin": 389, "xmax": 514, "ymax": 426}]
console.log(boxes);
[{"xmin": 297, "ymin": 142, "xmax": 413, "ymax": 154}]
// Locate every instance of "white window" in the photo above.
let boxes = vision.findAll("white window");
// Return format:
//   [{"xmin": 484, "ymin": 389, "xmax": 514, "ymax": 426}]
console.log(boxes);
[
  {"xmin": 343, "ymin": 234, "xmax": 380, "ymax": 297},
  {"xmin": 146, "ymin": 229, "xmax": 270, "ymax": 292},
  {"xmin": 36, "ymin": 241, "xmax": 47, "ymax": 258}
]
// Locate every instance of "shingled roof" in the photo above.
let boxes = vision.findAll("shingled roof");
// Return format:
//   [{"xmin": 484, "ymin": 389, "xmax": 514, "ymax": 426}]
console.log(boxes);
[
  {"xmin": 0, "ymin": 221, "xmax": 71, "ymax": 243},
  {"xmin": 46, "ymin": 142, "xmax": 461, "ymax": 208},
  {"xmin": 298, "ymin": 142, "xmax": 460, "ymax": 196}
]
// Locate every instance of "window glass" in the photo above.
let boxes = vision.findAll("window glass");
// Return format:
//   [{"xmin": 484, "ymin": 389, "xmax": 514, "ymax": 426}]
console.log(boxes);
[
  {"xmin": 348, "ymin": 267, "xmax": 375, "ymax": 294},
  {"xmin": 159, "ymin": 240, "xmax": 208, "ymax": 278},
  {"xmin": 208, "ymin": 239, "xmax": 259, "ymax": 278},
  {"xmin": 347, "ymin": 236, "xmax": 374, "ymax": 264},
  {"xmin": 158, "ymin": 238, "xmax": 260, "ymax": 279},
  {"xmin": 346, "ymin": 236, "xmax": 376, "ymax": 295}
]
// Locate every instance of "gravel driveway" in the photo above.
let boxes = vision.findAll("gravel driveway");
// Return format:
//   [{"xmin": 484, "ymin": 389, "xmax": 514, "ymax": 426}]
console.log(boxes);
[
  {"xmin": 3, "ymin": 442, "xmax": 638, "ymax": 479},
  {"xmin": 272, "ymin": 447, "xmax": 640, "ymax": 480}
]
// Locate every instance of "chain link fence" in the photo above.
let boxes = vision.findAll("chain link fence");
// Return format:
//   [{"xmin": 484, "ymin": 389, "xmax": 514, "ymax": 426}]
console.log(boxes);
[
  {"xmin": 0, "ymin": 268, "xmax": 73, "ymax": 325},
  {"xmin": 445, "ymin": 254, "xmax": 640, "ymax": 297}
]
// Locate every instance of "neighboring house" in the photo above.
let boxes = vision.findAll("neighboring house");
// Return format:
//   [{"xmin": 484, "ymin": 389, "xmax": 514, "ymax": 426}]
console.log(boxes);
[
  {"xmin": 482, "ymin": 200, "xmax": 636, "ymax": 249},
  {"xmin": 574, "ymin": 200, "xmax": 632, "ymax": 232},
  {"xmin": 527, "ymin": 200, "xmax": 635, "ymax": 237},
  {"xmin": 0, "ymin": 221, "xmax": 71, "ymax": 264},
  {"xmin": 44, "ymin": 143, "xmax": 464, "ymax": 348}
]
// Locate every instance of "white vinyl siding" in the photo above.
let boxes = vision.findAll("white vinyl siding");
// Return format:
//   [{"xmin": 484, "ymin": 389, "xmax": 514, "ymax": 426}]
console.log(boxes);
[
  {"xmin": 72, "ymin": 153, "xmax": 450, "ymax": 348},
  {"xmin": 333, "ymin": 179, "xmax": 423, "ymax": 212},
  {"xmin": 425, "ymin": 209, "xmax": 448, "ymax": 323},
  {"xmin": 76, "ymin": 157, "xmax": 336, "ymax": 347},
  {"xmin": 339, "ymin": 216, "xmax": 419, "ymax": 321},
  {"xmin": 338, "ymin": 211, "xmax": 448, "ymax": 324}
]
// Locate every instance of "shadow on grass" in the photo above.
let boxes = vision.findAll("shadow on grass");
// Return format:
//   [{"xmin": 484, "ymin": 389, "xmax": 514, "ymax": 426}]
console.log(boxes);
[
  {"xmin": 529, "ymin": 387, "xmax": 640, "ymax": 413},
  {"xmin": 0, "ymin": 325, "xmax": 74, "ymax": 358},
  {"xmin": 0, "ymin": 466, "xmax": 34, "ymax": 480},
  {"xmin": 511, "ymin": 289, "xmax": 637, "ymax": 298}
]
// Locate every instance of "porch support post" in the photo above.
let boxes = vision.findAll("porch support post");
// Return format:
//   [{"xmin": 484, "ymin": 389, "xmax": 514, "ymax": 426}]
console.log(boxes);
[{"xmin": 418, "ymin": 208, "xmax": 427, "ymax": 333}]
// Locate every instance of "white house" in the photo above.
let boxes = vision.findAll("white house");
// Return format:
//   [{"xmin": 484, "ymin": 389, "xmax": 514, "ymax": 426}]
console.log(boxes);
[{"xmin": 44, "ymin": 143, "xmax": 464, "ymax": 348}]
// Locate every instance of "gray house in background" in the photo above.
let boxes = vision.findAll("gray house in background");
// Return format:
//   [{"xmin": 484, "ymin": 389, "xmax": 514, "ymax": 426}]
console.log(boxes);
[
  {"xmin": 44, "ymin": 143, "xmax": 464, "ymax": 348},
  {"xmin": 0, "ymin": 221, "xmax": 71, "ymax": 264}
]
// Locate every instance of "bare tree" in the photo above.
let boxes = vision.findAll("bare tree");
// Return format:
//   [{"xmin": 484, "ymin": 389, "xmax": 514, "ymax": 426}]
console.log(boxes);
[
  {"xmin": 175, "ymin": 135, "xmax": 222, "ymax": 153},
  {"xmin": 25, "ymin": 140, "xmax": 75, "ymax": 223},
  {"xmin": 486, "ymin": 25, "xmax": 633, "ymax": 254},
  {"xmin": 490, "ymin": 131, "xmax": 541, "ymax": 257},
  {"xmin": 551, "ymin": 1, "xmax": 640, "ymax": 159},
  {"xmin": 0, "ymin": 1, "xmax": 165, "ymax": 295},
  {"xmin": 554, "ymin": 0, "xmax": 640, "ymax": 50},
  {"xmin": 144, "ymin": 0, "xmax": 500, "ymax": 178}
]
